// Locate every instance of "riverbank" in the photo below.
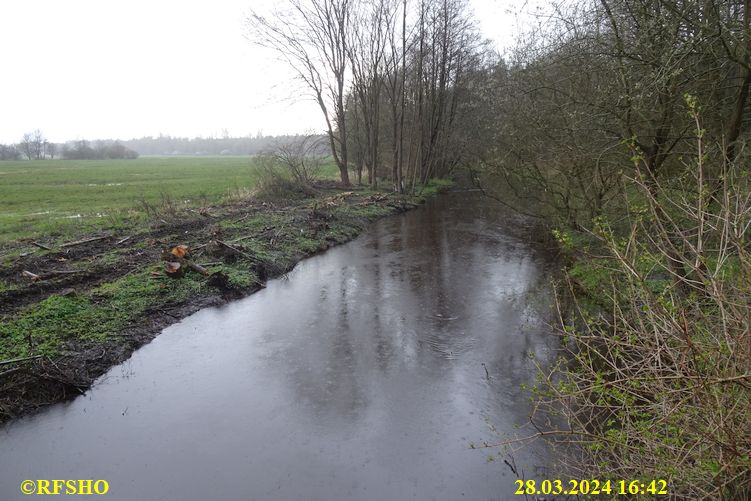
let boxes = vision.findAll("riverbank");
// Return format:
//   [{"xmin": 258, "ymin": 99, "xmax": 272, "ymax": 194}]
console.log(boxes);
[{"xmin": 0, "ymin": 181, "xmax": 450, "ymax": 423}]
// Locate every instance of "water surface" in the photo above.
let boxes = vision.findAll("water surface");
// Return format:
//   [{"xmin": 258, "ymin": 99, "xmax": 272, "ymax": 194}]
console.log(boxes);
[{"xmin": 1, "ymin": 192, "xmax": 557, "ymax": 500}]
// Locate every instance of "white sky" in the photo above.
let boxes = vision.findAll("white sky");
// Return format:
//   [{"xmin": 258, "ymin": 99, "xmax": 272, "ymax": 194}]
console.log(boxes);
[{"xmin": 0, "ymin": 0, "xmax": 531, "ymax": 144}]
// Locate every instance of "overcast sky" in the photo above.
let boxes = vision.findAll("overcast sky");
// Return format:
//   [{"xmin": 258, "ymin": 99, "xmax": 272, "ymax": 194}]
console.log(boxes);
[{"xmin": 0, "ymin": 0, "xmax": 532, "ymax": 143}]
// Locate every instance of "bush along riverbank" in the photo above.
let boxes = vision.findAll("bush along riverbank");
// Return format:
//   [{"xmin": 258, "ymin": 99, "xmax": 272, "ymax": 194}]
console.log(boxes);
[
  {"xmin": 524, "ymin": 160, "xmax": 751, "ymax": 499},
  {"xmin": 0, "ymin": 180, "xmax": 452, "ymax": 423}
]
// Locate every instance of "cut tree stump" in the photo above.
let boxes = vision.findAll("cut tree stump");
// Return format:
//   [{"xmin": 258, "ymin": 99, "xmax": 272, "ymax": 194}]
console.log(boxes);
[
  {"xmin": 21, "ymin": 270, "xmax": 41, "ymax": 281},
  {"xmin": 165, "ymin": 261, "xmax": 184, "ymax": 278},
  {"xmin": 162, "ymin": 245, "xmax": 209, "ymax": 277}
]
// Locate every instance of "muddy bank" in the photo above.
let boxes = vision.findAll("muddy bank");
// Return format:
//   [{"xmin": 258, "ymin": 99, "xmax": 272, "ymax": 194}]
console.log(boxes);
[{"xmin": 0, "ymin": 186, "xmax": 436, "ymax": 423}]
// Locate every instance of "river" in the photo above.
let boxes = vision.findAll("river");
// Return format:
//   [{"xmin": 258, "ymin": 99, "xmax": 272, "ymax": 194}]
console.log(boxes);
[{"xmin": 0, "ymin": 192, "xmax": 558, "ymax": 500}]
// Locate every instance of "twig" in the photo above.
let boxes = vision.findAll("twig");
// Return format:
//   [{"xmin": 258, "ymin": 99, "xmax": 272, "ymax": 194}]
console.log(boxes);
[
  {"xmin": 184, "ymin": 260, "xmax": 209, "ymax": 276},
  {"xmin": 188, "ymin": 208, "xmax": 218, "ymax": 219},
  {"xmin": 229, "ymin": 235, "xmax": 255, "ymax": 243},
  {"xmin": 231, "ymin": 213, "xmax": 250, "ymax": 224},
  {"xmin": 0, "ymin": 355, "xmax": 43, "ymax": 367},
  {"xmin": 32, "ymin": 241, "xmax": 52, "ymax": 250},
  {"xmin": 503, "ymin": 458, "xmax": 518, "ymax": 476},
  {"xmin": 154, "ymin": 308, "xmax": 179, "ymax": 319},
  {"xmin": 116, "ymin": 236, "xmax": 132, "ymax": 245},
  {"xmin": 215, "ymin": 240, "xmax": 257, "ymax": 262},
  {"xmin": 0, "ymin": 367, "xmax": 22, "ymax": 378},
  {"xmin": 60, "ymin": 235, "xmax": 109, "ymax": 248}
]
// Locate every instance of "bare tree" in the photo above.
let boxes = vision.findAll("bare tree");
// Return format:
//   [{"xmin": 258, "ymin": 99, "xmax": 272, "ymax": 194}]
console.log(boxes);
[
  {"xmin": 19, "ymin": 130, "xmax": 45, "ymax": 160},
  {"xmin": 32, "ymin": 130, "xmax": 45, "ymax": 159},
  {"xmin": 249, "ymin": 0, "xmax": 483, "ymax": 192},
  {"xmin": 20, "ymin": 133, "xmax": 34, "ymax": 160},
  {"xmin": 248, "ymin": 0, "xmax": 352, "ymax": 186},
  {"xmin": 346, "ymin": 0, "xmax": 395, "ymax": 188}
]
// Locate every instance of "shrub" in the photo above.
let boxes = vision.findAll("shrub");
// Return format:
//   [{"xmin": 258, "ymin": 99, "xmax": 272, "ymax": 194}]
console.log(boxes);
[
  {"xmin": 531, "ymin": 111, "xmax": 751, "ymax": 499},
  {"xmin": 253, "ymin": 155, "xmax": 316, "ymax": 201}
]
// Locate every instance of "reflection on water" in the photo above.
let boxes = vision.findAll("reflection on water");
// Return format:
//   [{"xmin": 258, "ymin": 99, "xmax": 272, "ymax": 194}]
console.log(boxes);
[{"xmin": 0, "ymin": 192, "xmax": 558, "ymax": 501}]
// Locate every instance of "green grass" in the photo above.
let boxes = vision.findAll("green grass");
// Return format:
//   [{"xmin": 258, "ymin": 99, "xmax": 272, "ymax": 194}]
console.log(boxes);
[
  {"xmin": 0, "ymin": 157, "xmax": 339, "ymax": 242},
  {"xmin": 418, "ymin": 178, "xmax": 454, "ymax": 198},
  {"xmin": 0, "ymin": 266, "xmax": 216, "ymax": 359}
]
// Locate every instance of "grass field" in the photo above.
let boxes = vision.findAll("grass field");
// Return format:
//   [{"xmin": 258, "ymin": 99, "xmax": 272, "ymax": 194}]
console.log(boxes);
[{"xmin": 0, "ymin": 156, "xmax": 338, "ymax": 243}]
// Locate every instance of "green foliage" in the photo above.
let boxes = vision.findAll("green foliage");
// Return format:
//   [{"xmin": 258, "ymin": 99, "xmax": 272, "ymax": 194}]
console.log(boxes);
[
  {"xmin": 539, "ymin": 206, "xmax": 751, "ymax": 499},
  {"xmin": 0, "ymin": 271, "xmax": 207, "ymax": 360},
  {"xmin": 551, "ymin": 228, "xmax": 574, "ymax": 250},
  {"xmin": 0, "ymin": 295, "xmax": 125, "ymax": 359},
  {"xmin": 217, "ymin": 265, "xmax": 259, "ymax": 289},
  {"xmin": 418, "ymin": 178, "xmax": 454, "ymax": 198},
  {"xmin": 333, "ymin": 202, "xmax": 392, "ymax": 220},
  {"xmin": 567, "ymin": 259, "xmax": 614, "ymax": 297}
]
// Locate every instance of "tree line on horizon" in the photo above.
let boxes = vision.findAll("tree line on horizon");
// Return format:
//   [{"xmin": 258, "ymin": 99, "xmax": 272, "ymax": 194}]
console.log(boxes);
[
  {"xmin": 0, "ymin": 131, "xmax": 140, "ymax": 161},
  {"xmin": 0, "ymin": 133, "xmax": 333, "ymax": 160}
]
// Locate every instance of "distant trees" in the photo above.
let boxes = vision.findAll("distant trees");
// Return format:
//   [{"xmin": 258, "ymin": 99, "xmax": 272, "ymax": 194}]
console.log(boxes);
[
  {"xmin": 61, "ymin": 140, "xmax": 138, "ymax": 160},
  {"xmin": 62, "ymin": 140, "xmax": 95, "ymax": 160},
  {"xmin": 20, "ymin": 130, "xmax": 46, "ymax": 160},
  {"xmin": 0, "ymin": 134, "xmax": 327, "ymax": 160},
  {"xmin": 0, "ymin": 144, "xmax": 21, "ymax": 160},
  {"xmin": 117, "ymin": 134, "xmax": 301, "ymax": 156},
  {"xmin": 9, "ymin": 130, "xmax": 59, "ymax": 160},
  {"xmin": 99, "ymin": 142, "xmax": 139, "ymax": 160}
]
